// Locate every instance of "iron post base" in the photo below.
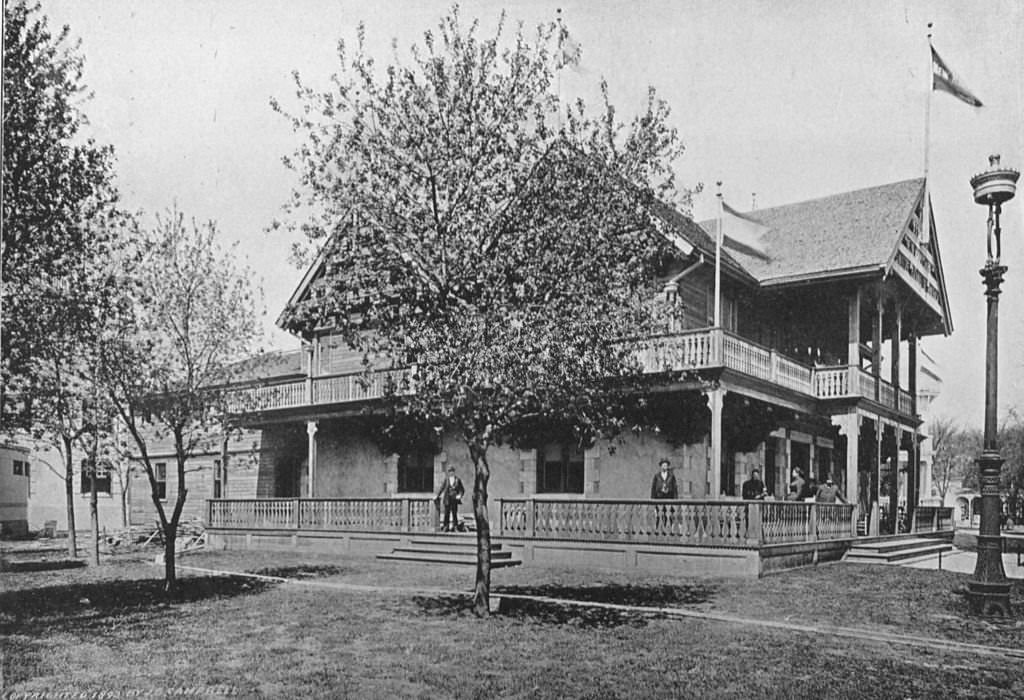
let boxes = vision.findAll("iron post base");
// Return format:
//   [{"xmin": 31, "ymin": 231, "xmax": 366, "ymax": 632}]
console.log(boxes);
[{"xmin": 965, "ymin": 580, "xmax": 1012, "ymax": 616}]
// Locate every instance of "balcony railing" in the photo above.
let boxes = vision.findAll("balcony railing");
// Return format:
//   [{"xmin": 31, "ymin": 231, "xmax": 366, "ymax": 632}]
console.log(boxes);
[
  {"xmin": 229, "ymin": 329, "xmax": 915, "ymax": 416},
  {"xmin": 495, "ymin": 498, "xmax": 857, "ymax": 547},
  {"xmin": 208, "ymin": 497, "xmax": 437, "ymax": 533},
  {"xmin": 207, "ymin": 497, "xmax": 858, "ymax": 547}
]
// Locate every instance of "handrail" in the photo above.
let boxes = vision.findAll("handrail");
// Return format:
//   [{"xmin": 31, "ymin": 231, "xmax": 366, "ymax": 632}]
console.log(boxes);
[
  {"xmin": 207, "ymin": 497, "xmax": 857, "ymax": 547},
  {"xmin": 207, "ymin": 497, "xmax": 437, "ymax": 533},
  {"xmin": 225, "ymin": 329, "xmax": 917, "ymax": 417},
  {"xmin": 496, "ymin": 498, "xmax": 856, "ymax": 547}
]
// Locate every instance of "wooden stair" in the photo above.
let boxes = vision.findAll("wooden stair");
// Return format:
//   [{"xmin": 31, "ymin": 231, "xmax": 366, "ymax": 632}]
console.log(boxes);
[
  {"xmin": 843, "ymin": 537, "xmax": 952, "ymax": 565},
  {"xmin": 377, "ymin": 534, "xmax": 521, "ymax": 568}
]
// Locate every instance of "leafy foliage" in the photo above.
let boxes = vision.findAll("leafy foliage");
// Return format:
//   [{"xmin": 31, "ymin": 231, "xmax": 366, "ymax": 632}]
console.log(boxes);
[
  {"xmin": 2, "ymin": 1, "xmax": 127, "ymax": 556},
  {"xmin": 274, "ymin": 8, "xmax": 694, "ymax": 615},
  {"xmin": 99, "ymin": 209, "xmax": 261, "ymax": 591},
  {"xmin": 2, "ymin": 1, "xmax": 120, "ymax": 410}
]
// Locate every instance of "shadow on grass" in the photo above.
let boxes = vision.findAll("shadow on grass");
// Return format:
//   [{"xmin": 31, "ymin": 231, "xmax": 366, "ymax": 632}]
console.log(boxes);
[
  {"xmin": 248, "ymin": 564, "xmax": 352, "ymax": 579},
  {"xmin": 2, "ymin": 558, "xmax": 87, "ymax": 572},
  {"xmin": 496, "ymin": 582, "xmax": 717, "ymax": 607},
  {"xmin": 0, "ymin": 575, "xmax": 276, "ymax": 636},
  {"xmin": 410, "ymin": 585, "xmax": 713, "ymax": 629}
]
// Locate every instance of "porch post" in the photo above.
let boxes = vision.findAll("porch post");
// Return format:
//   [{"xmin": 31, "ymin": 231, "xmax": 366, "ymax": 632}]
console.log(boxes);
[
  {"xmin": 890, "ymin": 301, "xmax": 902, "ymax": 409},
  {"xmin": 306, "ymin": 420, "xmax": 318, "ymax": 498},
  {"xmin": 847, "ymin": 287, "xmax": 861, "ymax": 366},
  {"xmin": 220, "ymin": 434, "xmax": 229, "ymax": 499},
  {"xmin": 833, "ymin": 412, "xmax": 859, "ymax": 510},
  {"xmin": 304, "ymin": 341, "xmax": 315, "ymax": 401},
  {"xmin": 871, "ymin": 418, "xmax": 882, "ymax": 536},
  {"xmin": 873, "ymin": 293, "xmax": 883, "ymax": 401},
  {"xmin": 709, "ymin": 389, "xmax": 724, "ymax": 498},
  {"xmin": 908, "ymin": 332, "xmax": 918, "ymax": 415}
]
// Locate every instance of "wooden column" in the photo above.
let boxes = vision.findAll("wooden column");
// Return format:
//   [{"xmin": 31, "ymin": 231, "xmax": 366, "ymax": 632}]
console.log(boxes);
[
  {"xmin": 847, "ymin": 287, "xmax": 861, "ymax": 366},
  {"xmin": 871, "ymin": 418, "xmax": 882, "ymax": 536},
  {"xmin": 220, "ymin": 434, "xmax": 229, "ymax": 499},
  {"xmin": 908, "ymin": 332, "xmax": 918, "ymax": 415},
  {"xmin": 890, "ymin": 301, "xmax": 902, "ymax": 407},
  {"xmin": 873, "ymin": 293, "xmax": 883, "ymax": 401},
  {"xmin": 306, "ymin": 420, "xmax": 318, "ymax": 498},
  {"xmin": 304, "ymin": 341, "xmax": 315, "ymax": 403},
  {"xmin": 709, "ymin": 389, "xmax": 724, "ymax": 498}
]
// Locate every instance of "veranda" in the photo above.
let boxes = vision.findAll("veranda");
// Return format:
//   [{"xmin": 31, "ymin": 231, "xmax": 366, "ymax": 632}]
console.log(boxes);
[{"xmin": 207, "ymin": 498, "xmax": 953, "ymax": 577}]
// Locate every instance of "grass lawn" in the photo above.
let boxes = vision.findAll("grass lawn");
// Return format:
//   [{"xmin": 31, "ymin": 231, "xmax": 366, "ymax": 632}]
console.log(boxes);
[{"xmin": 2, "ymin": 546, "xmax": 1023, "ymax": 699}]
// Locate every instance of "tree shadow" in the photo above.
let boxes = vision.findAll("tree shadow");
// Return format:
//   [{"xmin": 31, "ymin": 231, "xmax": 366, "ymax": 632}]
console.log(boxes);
[
  {"xmin": 495, "ymin": 582, "xmax": 717, "ymax": 607},
  {"xmin": 0, "ymin": 575, "xmax": 276, "ymax": 637},
  {"xmin": 248, "ymin": 564, "xmax": 351, "ymax": 579},
  {"xmin": 2, "ymin": 558, "xmax": 87, "ymax": 572},
  {"xmin": 410, "ymin": 587, "xmax": 699, "ymax": 629}
]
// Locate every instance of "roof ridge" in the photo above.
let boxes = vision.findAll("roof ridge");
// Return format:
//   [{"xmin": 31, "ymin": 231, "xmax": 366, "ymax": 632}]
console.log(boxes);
[{"xmin": 729, "ymin": 177, "xmax": 926, "ymax": 219}]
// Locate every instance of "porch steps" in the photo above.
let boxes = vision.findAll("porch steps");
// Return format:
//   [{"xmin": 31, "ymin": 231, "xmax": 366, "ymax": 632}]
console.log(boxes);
[
  {"xmin": 377, "ymin": 536, "xmax": 521, "ymax": 568},
  {"xmin": 843, "ymin": 537, "xmax": 952, "ymax": 565}
]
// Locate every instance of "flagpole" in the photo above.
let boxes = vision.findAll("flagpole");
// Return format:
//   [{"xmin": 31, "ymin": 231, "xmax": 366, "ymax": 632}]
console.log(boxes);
[
  {"xmin": 715, "ymin": 181, "xmax": 723, "ymax": 328},
  {"xmin": 922, "ymin": 22, "xmax": 933, "ymax": 243}
]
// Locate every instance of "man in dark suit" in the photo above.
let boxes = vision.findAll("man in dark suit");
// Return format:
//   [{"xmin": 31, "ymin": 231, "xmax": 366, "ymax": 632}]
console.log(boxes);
[
  {"xmin": 741, "ymin": 469, "xmax": 767, "ymax": 500},
  {"xmin": 650, "ymin": 459, "xmax": 678, "ymax": 499},
  {"xmin": 436, "ymin": 466, "xmax": 465, "ymax": 532}
]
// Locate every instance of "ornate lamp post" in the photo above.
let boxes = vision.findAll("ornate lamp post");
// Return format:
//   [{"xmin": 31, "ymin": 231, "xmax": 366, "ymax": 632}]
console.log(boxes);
[{"xmin": 966, "ymin": 154, "xmax": 1019, "ymax": 616}]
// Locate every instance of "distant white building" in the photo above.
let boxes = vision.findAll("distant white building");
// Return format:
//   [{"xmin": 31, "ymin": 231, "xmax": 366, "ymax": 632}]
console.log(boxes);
[
  {"xmin": 0, "ymin": 442, "xmax": 32, "ymax": 536},
  {"xmin": 1, "ymin": 437, "xmax": 127, "ymax": 537},
  {"xmin": 916, "ymin": 347, "xmax": 943, "ymax": 506}
]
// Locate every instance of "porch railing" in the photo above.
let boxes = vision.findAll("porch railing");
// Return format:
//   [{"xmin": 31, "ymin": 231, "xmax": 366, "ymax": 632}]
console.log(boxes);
[
  {"xmin": 496, "ymin": 498, "xmax": 857, "ymax": 547},
  {"xmin": 208, "ymin": 497, "xmax": 437, "ymax": 533},
  {"xmin": 910, "ymin": 505, "xmax": 955, "ymax": 533},
  {"xmin": 228, "ymin": 328, "xmax": 916, "ymax": 417},
  {"xmin": 208, "ymin": 497, "xmax": 858, "ymax": 547}
]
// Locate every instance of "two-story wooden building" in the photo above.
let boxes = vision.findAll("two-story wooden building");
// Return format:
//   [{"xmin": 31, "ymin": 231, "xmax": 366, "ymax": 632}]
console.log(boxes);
[{"xmin": 193, "ymin": 177, "xmax": 954, "ymax": 574}]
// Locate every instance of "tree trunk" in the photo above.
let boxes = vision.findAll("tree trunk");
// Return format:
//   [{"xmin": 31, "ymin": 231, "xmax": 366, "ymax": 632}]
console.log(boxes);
[
  {"xmin": 120, "ymin": 472, "xmax": 129, "ymax": 529},
  {"xmin": 469, "ymin": 443, "xmax": 492, "ymax": 617},
  {"xmin": 63, "ymin": 434, "xmax": 77, "ymax": 557},
  {"xmin": 163, "ymin": 521, "xmax": 177, "ymax": 594},
  {"xmin": 89, "ymin": 466, "xmax": 99, "ymax": 566}
]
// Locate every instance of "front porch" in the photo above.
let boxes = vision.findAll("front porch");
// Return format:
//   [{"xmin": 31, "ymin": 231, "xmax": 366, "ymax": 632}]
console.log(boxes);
[{"xmin": 206, "ymin": 498, "xmax": 954, "ymax": 577}]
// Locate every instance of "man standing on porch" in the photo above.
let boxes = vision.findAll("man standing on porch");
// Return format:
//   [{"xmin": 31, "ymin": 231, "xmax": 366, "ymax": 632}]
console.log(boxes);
[
  {"xmin": 651, "ymin": 459, "xmax": 678, "ymax": 499},
  {"xmin": 436, "ymin": 467, "xmax": 465, "ymax": 533},
  {"xmin": 741, "ymin": 470, "xmax": 767, "ymax": 500},
  {"xmin": 815, "ymin": 477, "xmax": 847, "ymax": 504}
]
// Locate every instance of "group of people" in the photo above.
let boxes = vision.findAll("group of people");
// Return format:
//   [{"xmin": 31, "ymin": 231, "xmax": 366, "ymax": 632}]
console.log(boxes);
[
  {"xmin": 655, "ymin": 460, "xmax": 846, "ymax": 503},
  {"xmin": 437, "ymin": 459, "xmax": 846, "ymax": 534},
  {"xmin": 737, "ymin": 467, "xmax": 847, "ymax": 503}
]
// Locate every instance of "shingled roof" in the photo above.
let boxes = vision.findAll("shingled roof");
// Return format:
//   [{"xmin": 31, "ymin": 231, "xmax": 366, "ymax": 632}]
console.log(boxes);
[{"xmin": 699, "ymin": 178, "xmax": 926, "ymax": 285}]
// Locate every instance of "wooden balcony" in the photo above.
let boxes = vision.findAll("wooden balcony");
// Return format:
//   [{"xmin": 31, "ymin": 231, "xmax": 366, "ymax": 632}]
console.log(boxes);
[{"xmin": 229, "ymin": 329, "xmax": 915, "ymax": 416}]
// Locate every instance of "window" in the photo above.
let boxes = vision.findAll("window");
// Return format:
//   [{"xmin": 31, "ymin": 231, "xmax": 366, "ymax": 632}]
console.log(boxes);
[
  {"xmin": 397, "ymin": 451, "xmax": 434, "ymax": 493},
  {"xmin": 536, "ymin": 443, "xmax": 585, "ymax": 494},
  {"xmin": 155, "ymin": 462, "xmax": 167, "ymax": 500},
  {"xmin": 213, "ymin": 459, "xmax": 223, "ymax": 499},
  {"xmin": 13, "ymin": 459, "xmax": 27, "ymax": 476},
  {"xmin": 79, "ymin": 458, "xmax": 111, "ymax": 494}
]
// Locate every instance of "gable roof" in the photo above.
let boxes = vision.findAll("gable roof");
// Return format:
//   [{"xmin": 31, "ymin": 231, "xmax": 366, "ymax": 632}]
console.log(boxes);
[
  {"xmin": 646, "ymin": 198, "xmax": 756, "ymax": 283},
  {"xmin": 699, "ymin": 178, "xmax": 926, "ymax": 285}
]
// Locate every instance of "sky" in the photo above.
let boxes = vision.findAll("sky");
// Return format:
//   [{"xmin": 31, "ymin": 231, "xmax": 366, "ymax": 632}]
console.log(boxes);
[{"xmin": 38, "ymin": 0, "xmax": 1024, "ymax": 427}]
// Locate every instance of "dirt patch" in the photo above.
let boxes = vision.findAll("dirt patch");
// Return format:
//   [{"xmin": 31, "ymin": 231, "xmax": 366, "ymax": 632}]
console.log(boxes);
[
  {"xmin": 248, "ymin": 564, "xmax": 353, "ymax": 579},
  {"xmin": 0, "ymin": 575, "xmax": 276, "ymax": 637},
  {"xmin": 495, "ymin": 582, "xmax": 716, "ymax": 607}
]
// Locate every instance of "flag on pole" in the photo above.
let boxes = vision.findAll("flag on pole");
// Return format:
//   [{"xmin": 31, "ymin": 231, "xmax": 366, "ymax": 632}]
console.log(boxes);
[
  {"xmin": 720, "ymin": 201, "xmax": 770, "ymax": 259},
  {"xmin": 931, "ymin": 47, "xmax": 983, "ymax": 107}
]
